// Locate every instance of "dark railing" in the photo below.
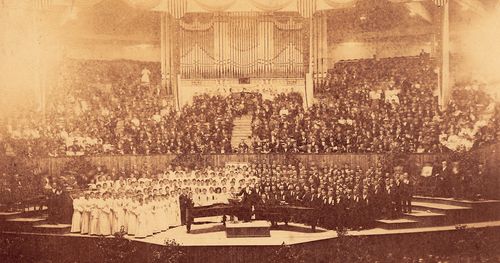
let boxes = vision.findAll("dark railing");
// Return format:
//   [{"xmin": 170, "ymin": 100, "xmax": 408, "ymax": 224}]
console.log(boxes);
[{"xmin": 32, "ymin": 153, "xmax": 441, "ymax": 177}]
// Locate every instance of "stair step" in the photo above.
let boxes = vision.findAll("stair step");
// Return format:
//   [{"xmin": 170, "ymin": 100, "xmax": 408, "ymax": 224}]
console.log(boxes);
[
  {"xmin": 413, "ymin": 201, "xmax": 470, "ymax": 210},
  {"xmin": 32, "ymin": 223, "xmax": 72, "ymax": 234},
  {"xmin": 0, "ymin": 211, "xmax": 23, "ymax": 221},
  {"xmin": 413, "ymin": 196, "xmax": 500, "ymax": 208},
  {"xmin": 377, "ymin": 197, "xmax": 500, "ymax": 230},
  {"xmin": 404, "ymin": 211, "xmax": 446, "ymax": 218},
  {"xmin": 376, "ymin": 218, "xmax": 420, "ymax": 230},
  {"xmin": 231, "ymin": 115, "xmax": 253, "ymax": 148}
]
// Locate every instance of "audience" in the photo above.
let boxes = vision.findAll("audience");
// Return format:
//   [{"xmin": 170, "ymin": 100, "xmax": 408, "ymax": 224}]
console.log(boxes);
[{"xmin": 1, "ymin": 54, "xmax": 499, "ymax": 157}]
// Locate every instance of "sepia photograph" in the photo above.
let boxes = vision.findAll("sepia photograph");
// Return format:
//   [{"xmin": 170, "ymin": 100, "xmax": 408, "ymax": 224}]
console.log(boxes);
[{"xmin": 0, "ymin": 0, "xmax": 499, "ymax": 262}]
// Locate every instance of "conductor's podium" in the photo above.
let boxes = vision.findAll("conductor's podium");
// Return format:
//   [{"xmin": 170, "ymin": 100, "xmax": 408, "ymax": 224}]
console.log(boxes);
[{"xmin": 225, "ymin": 220, "xmax": 271, "ymax": 238}]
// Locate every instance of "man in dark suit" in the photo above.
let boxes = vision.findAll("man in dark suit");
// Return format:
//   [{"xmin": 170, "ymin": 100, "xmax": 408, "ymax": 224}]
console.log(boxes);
[
  {"xmin": 433, "ymin": 160, "xmax": 451, "ymax": 197},
  {"xmin": 325, "ymin": 189, "xmax": 337, "ymax": 229},
  {"xmin": 236, "ymin": 183, "xmax": 257, "ymax": 222},
  {"xmin": 286, "ymin": 184, "xmax": 300, "ymax": 205},
  {"xmin": 179, "ymin": 188, "xmax": 189, "ymax": 225},
  {"xmin": 277, "ymin": 184, "xmax": 289, "ymax": 204},
  {"xmin": 401, "ymin": 173, "xmax": 413, "ymax": 213},
  {"xmin": 358, "ymin": 187, "xmax": 373, "ymax": 229},
  {"xmin": 301, "ymin": 185, "xmax": 312, "ymax": 207},
  {"xmin": 255, "ymin": 193, "xmax": 278, "ymax": 225}
]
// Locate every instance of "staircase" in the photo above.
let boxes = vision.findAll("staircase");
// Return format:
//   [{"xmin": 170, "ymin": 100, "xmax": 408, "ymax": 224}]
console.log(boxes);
[
  {"xmin": 376, "ymin": 196, "xmax": 500, "ymax": 230},
  {"xmin": 0, "ymin": 207, "xmax": 71, "ymax": 234},
  {"xmin": 231, "ymin": 115, "xmax": 253, "ymax": 150}
]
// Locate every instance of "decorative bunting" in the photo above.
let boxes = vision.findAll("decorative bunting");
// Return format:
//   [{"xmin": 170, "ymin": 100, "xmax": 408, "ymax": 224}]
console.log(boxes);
[
  {"xmin": 122, "ymin": 0, "xmax": 162, "ymax": 10},
  {"xmin": 249, "ymin": 0, "xmax": 293, "ymax": 12},
  {"xmin": 166, "ymin": 0, "xmax": 187, "ymax": 19},
  {"xmin": 297, "ymin": 0, "xmax": 317, "ymax": 18}
]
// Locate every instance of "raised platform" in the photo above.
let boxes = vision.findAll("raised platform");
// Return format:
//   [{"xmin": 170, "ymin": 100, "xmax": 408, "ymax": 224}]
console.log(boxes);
[
  {"xmin": 225, "ymin": 221, "xmax": 271, "ymax": 238},
  {"xmin": 377, "ymin": 196, "xmax": 500, "ymax": 230},
  {"xmin": 1, "ymin": 196, "xmax": 499, "ymax": 245},
  {"xmin": 32, "ymin": 223, "xmax": 72, "ymax": 234}
]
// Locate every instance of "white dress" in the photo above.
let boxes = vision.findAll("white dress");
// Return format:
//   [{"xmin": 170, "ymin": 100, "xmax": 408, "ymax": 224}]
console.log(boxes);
[
  {"xmin": 149, "ymin": 203, "xmax": 156, "ymax": 235},
  {"xmin": 127, "ymin": 201, "xmax": 138, "ymax": 236},
  {"xmin": 135, "ymin": 205, "xmax": 147, "ymax": 239},
  {"xmin": 171, "ymin": 197, "xmax": 181, "ymax": 227},
  {"xmin": 89, "ymin": 200, "xmax": 100, "ymax": 236},
  {"xmin": 122, "ymin": 199, "xmax": 129, "ymax": 232},
  {"xmin": 70, "ymin": 198, "xmax": 82, "ymax": 233},
  {"xmin": 80, "ymin": 199, "xmax": 91, "ymax": 234},
  {"xmin": 141, "ymin": 68, "xmax": 151, "ymax": 84},
  {"xmin": 112, "ymin": 199, "xmax": 126, "ymax": 234},
  {"xmin": 166, "ymin": 197, "xmax": 174, "ymax": 228},
  {"xmin": 98, "ymin": 200, "xmax": 112, "ymax": 236},
  {"xmin": 161, "ymin": 201, "xmax": 168, "ymax": 231}
]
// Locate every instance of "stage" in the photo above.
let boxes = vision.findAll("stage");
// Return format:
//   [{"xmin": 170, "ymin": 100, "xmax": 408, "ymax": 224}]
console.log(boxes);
[
  {"xmin": 2, "ymin": 220, "xmax": 500, "ymax": 263},
  {"xmin": 1, "ymin": 196, "xmax": 500, "ymax": 262},
  {"xmin": 62, "ymin": 220, "xmax": 500, "ymax": 247}
]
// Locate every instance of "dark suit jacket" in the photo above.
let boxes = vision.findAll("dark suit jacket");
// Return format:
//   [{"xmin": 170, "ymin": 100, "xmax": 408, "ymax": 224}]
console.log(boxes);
[{"xmin": 237, "ymin": 187, "xmax": 257, "ymax": 206}]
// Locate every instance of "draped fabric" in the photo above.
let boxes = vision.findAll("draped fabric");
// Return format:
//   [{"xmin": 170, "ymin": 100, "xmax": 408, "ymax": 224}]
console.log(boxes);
[
  {"xmin": 297, "ymin": 0, "xmax": 317, "ymax": 18},
  {"xmin": 322, "ymin": 0, "xmax": 356, "ymax": 9},
  {"xmin": 273, "ymin": 17, "xmax": 305, "ymax": 77},
  {"xmin": 193, "ymin": 0, "xmax": 237, "ymax": 12},
  {"xmin": 165, "ymin": 0, "xmax": 188, "ymax": 19},
  {"xmin": 180, "ymin": 16, "xmax": 214, "ymax": 31},
  {"xmin": 122, "ymin": 0, "xmax": 162, "ymax": 9},
  {"xmin": 249, "ymin": 0, "xmax": 294, "ymax": 12},
  {"xmin": 180, "ymin": 14, "xmax": 306, "ymax": 79},
  {"xmin": 274, "ymin": 18, "xmax": 303, "ymax": 30},
  {"xmin": 180, "ymin": 25, "xmax": 215, "ymax": 79}
]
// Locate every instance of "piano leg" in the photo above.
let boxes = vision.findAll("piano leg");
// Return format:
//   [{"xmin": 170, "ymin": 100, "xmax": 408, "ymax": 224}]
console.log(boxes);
[
  {"xmin": 186, "ymin": 222, "xmax": 191, "ymax": 233},
  {"xmin": 222, "ymin": 215, "xmax": 227, "ymax": 226}
]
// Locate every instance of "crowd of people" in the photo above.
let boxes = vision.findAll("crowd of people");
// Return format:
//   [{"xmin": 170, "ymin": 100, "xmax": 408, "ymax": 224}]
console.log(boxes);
[
  {"xmin": 249, "ymin": 54, "xmax": 499, "ymax": 153},
  {"xmin": 64, "ymin": 161, "xmax": 416, "ymax": 234},
  {"xmin": 1, "ymin": 54, "xmax": 499, "ymax": 157},
  {"xmin": 68, "ymin": 163, "xmax": 259, "ymax": 237}
]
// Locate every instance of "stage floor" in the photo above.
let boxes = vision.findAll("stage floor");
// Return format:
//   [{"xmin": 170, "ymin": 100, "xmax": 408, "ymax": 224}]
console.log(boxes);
[{"xmin": 62, "ymin": 220, "xmax": 500, "ymax": 247}]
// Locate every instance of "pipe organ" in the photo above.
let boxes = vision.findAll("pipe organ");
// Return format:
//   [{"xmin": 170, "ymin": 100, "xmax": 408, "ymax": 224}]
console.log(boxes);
[{"xmin": 179, "ymin": 13, "xmax": 306, "ymax": 79}]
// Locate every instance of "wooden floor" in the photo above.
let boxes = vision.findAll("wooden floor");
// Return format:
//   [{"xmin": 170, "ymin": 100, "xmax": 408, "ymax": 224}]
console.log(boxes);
[
  {"xmin": 2, "ymin": 196, "xmax": 500, "ymax": 247},
  {"xmin": 61, "ymin": 220, "xmax": 500, "ymax": 247}
]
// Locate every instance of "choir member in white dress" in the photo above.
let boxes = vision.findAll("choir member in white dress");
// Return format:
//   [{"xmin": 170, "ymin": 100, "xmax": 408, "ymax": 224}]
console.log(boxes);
[
  {"xmin": 127, "ymin": 196, "xmax": 138, "ymax": 236},
  {"xmin": 70, "ymin": 192, "xmax": 83, "ymax": 233},
  {"xmin": 112, "ymin": 193, "xmax": 126, "ymax": 234},
  {"xmin": 80, "ymin": 192, "xmax": 91, "ymax": 235},
  {"xmin": 171, "ymin": 191, "xmax": 182, "ymax": 226},
  {"xmin": 161, "ymin": 195, "xmax": 168, "ymax": 231},
  {"xmin": 135, "ymin": 198, "xmax": 147, "ymax": 239},
  {"xmin": 89, "ymin": 192, "xmax": 100, "ymax": 236},
  {"xmin": 98, "ymin": 192, "xmax": 112, "ymax": 236}
]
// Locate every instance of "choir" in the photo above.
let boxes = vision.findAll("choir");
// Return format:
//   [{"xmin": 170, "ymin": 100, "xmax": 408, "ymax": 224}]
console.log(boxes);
[{"xmin": 70, "ymin": 164, "xmax": 256, "ymax": 238}]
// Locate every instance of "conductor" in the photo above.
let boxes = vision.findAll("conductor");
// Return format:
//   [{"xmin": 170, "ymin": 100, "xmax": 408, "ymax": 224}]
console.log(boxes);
[{"xmin": 236, "ymin": 182, "xmax": 257, "ymax": 222}]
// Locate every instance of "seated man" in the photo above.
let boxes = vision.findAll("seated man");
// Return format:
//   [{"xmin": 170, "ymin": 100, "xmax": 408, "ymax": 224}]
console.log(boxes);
[{"xmin": 255, "ymin": 193, "xmax": 278, "ymax": 226}]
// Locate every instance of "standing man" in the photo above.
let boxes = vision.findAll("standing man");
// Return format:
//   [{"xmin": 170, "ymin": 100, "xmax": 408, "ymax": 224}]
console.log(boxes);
[
  {"xmin": 179, "ymin": 188, "xmax": 189, "ymax": 225},
  {"xmin": 434, "ymin": 160, "xmax": 451, "ymax": 197},
  {"xmin": 236, "ymin": 182, "xmax": 257, "ymax": 222},
  {"xmin": 401, "ymin": 173, "xmax": 413, "ymax": 213}
]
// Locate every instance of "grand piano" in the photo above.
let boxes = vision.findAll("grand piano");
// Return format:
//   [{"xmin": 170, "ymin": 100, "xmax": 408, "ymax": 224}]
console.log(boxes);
[
  {"xmin": 185, "ymin": 203, "xmax": 238, "ymax": 233},
  {"xmin": 185, "ymin": 202, "xmax": 318, "ymax": 233}
]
